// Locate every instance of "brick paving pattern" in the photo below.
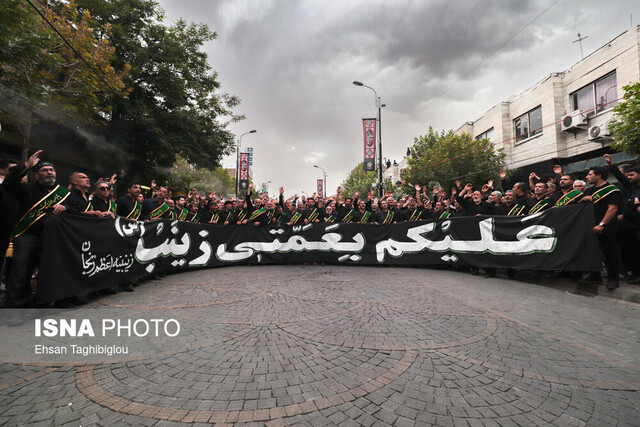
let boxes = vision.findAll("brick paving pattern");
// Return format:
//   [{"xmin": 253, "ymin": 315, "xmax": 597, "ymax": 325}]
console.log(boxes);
[{"xmin": 1, "ymin": 265, "xmax": 639, "ymax": 425}]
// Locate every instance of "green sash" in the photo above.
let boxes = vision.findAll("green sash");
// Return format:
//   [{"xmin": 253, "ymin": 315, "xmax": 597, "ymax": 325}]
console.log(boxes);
[
  {"xmin": 438, "ymin": 211, "xmax": 451, "ymax": 219},
  {"xmin": 171, "ymin": 210, "xmax": 177, "ymax": 220},
  {"xmin": 592, "ymin": 184, "xmax": 620, "ymax": 204},
  {"xmin": 267, "ymin": 210, "xmax": 275, "ymax": 223},
  {"xmin": 508, "ymin": 204, "xmax": 525, "ymax": 216},
  {"xmin": 9, "ymin": 185, "xmax": 70, "ymax": 240},
  {"xmin": 307, "ymin": 208, "xmax": 319, "ymax": 222},
  {"xmin": 221, "ymin": 210, "xmax": 234, "ymax": 223},
  {"xmin": 325, "ymin": 215, "xmax": 337, "ymax": 223},
  {"xmin": 237, "ymin": 208, "xmax": 248, "ymax": 222},
  {"xmin": 84, "ymin": 201, "xmax": 93, "ymax": 212},
  {"xmin": 555, "ymin": 189, "xmax": 583, "ymax": 207},
  {"xmin": 290, "ymin": 211, "xmax": 303, "ymax": 224},
  {"xmin": 276, "ymin": 213, "xmax": 286, "ymax": 225},
  {"xmin": 409, "ymin": 209, "xmax": 422, "ymax": 222},
  {"xmin": 528, "ymin": 198, "xmax": 550, "ymax": 214},
  {"xmin": 127, "ymin": 200, "xmax": 142, "ymax": 220},
  {"xmin": 383, "ymin": 210, "xmax": 394, "ymax": 224},
  {"xmin": 359, "ymin": 211, "xmax": 371, "ymax": 223},
  {"xmin": 189, "ymin": 212, "xmax": 201, "ymax": 223},
  {"xmin": 209, "ymin": 212, "xmax": 220, "ymax": 223},
  {"xmin": 177, "ymin": 208, "xmax": 189, "ymax": 221},
  {"xmin": 149, "ymin": 201, "xmax": 170, "ymax": 219},
  {"xmin": 109, "ymin": 200, "xmax": 117, "ymax": 215},
  {"xmin": 341, "ymin": 209, "xmax": 355, "ymax": 223},
  {"xmin": 249, "ymin": 207, "xmax": 266, "ymax": 221}
]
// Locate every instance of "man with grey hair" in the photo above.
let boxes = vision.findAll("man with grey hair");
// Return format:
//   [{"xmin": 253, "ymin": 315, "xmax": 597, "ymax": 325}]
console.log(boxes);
[{"xmin": 2, "ymin": 151, "xmax": 68, "ymax": 317}]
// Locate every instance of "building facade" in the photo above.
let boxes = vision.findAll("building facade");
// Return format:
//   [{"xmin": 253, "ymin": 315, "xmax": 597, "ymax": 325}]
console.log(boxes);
[{"xmin": 455, "ymin": 27, "xmax": 640, "ymax": 182}]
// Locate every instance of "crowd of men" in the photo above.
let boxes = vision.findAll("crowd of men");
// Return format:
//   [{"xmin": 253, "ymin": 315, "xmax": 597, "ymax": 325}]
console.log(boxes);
[{"xmin": 1, "ymin": 150, "xmax": 639, "ymax": 323}]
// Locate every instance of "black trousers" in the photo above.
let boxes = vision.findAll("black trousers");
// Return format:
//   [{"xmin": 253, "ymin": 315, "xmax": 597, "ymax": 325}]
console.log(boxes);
[
  {"xmin": 598, "ymin": 231, "xmax": 619, "ymax": 280},
  {"xmin": 619, "ymin": 225, "xmax": 640, "ymax": 276},
  {"xmin": 4, "ymin": 233, "xmax": 40, "ymax": 308}
]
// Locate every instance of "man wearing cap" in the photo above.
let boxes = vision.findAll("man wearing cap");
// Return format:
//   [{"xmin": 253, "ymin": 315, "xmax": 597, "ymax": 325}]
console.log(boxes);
[{"xmin": 2, "ymin": 151, "xmax": 68, "ymax": 315}]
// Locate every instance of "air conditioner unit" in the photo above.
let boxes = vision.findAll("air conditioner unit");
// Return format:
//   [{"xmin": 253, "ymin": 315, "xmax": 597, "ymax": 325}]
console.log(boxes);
[
  {"xmin": 561, "ymin": 110, "xmax": 588, "ymax": 131},
  {"xmin": 587, "ymin": 121, "xmax": 612, "ymax": 141}
]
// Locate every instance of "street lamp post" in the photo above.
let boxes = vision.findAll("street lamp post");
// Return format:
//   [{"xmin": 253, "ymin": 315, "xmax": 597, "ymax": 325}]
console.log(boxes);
[
  {"xmin": 313, "ymin": 165, "xmax": 326, "ymax": 198},
  {"xmin": 236, "ymin": 130, "xmax": 257, "ymax": 199},
  {"xmin": 353, "ymin": 81, "xmax": 383, "ymax": 198}
]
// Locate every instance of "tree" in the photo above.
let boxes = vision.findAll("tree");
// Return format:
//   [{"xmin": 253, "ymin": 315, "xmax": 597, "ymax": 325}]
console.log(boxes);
[
  {"xmin": 341, "ymin": 162, "xmax": 377, "ymax": 197},
  {"xmin": 168, "ymin": 156, "xmax": 235, "ymax": 195},
  {"xmin": 401, "ymin": 127, "xmax": 506, "ymax": 193},
  {"xmin": 75, "ymin": 0, "xmax": 242, "ymax": 175},
  {"xmin": 0, "ymin": 0, "xmax": 128, "ymax": 161},
  {"xmin": 609, "ymin": 81, "xmax": 640, "ymax": 157}
]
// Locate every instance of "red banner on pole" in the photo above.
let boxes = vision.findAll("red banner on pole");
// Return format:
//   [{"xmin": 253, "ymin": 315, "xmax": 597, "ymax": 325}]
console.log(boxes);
[
  {"xmin": 239, "ymin": 152, "xmax": 250, "ymax": 191},
  {"xmin": 362, "ymin": 118, "xmax": 376, "ymax": 171},
  {"xmin": 317, "ymin": 179, "xmax": 324, "ymax": 197}
]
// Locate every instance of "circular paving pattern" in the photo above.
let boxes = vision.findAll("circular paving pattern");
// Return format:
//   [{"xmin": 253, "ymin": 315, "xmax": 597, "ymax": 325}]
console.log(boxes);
[{"xmin": 0, "ymin": 265, "xmax": 639, "ymax": 425}]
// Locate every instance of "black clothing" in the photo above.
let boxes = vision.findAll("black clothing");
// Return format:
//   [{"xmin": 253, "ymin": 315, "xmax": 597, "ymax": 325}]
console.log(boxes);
[
  {"xmin": 2, "ymin": 167, "xmax": 62, "ymax": 307},
  {"xmin": 456, "ymin": 196, "xmax": 492, "ymax": 216},
  {"xmin": 92, "ymin": 197, "xmax": 112, "ymax": 213},
  {"xmin": 64, "ymin": 187, "xmax": 91, "ymax": 213},
  {"xmin": 3, "ymin": 166, "xmax": 58, "ymax": 236},
  {"xmin": 201, "ymin": 210, "xmax": 222, "ymax": 224},
  {"xmin": 302, "ymin": 207, "xmax": 321, "ymax": 223},
  {"xmin": 335, "ymin": 205, "xmax": 356, "ymax": 222},
  {"xmin": 584, "ymin": 182, "xmax": 623, "ymax": 281},
  {"xmin": 373, "ymin": 209, "xmax": 397, "ymax": 224},
  {"xmin": 584, "ymin": 182, "xmax": 622, "ymax": 229},
  {"xmin": 141, "ymin": 197, "xmax": 172, "ymax": 220},
  {"xmin": 401, "ymin": 207, "xmax": 425, "ymax": 222},
  {"xmin": 352, "ymin": 209, "xmax": 372, "ymax": 223},
  {"xmin": 514, "ymin": 193, "xmax": 535, "ymax": 212},
  {"xmin": 116, "ymin": 195, "xmax": 138, "ymax": 217},
  {"xmin": 526, "ymin": 196, "xmax": 552, "ymax": 214}
]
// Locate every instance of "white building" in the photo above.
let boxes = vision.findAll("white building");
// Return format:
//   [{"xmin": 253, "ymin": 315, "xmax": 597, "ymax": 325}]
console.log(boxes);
[{"xmin": 454, "ymin": 27, "xmax": 640, "ymax": 181}]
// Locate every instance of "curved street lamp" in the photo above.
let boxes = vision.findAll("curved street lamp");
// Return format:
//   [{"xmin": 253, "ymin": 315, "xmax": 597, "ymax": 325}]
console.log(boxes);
[
  {"xmin": 236, "ymin": 130, "xmax": 257, "ymax": 199},
  {"xmin": 353, "ymin": 81, "xmax": 383, "ymax": 198}
]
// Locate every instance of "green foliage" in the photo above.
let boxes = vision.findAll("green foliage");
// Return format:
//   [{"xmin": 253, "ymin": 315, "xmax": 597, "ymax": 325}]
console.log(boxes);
[
  {"xmin": 0, "ymin": 0, "xmax": 128, "ymax": 160},
  {"xmin": 168, "ymin": 156, "xmax": 235, "ymax": 196},
  {"xmin": 402, "ymin": 127, "xmax": 506, "ymax": 193},
  {"xmin": 76, "ymin": 0, "xmax": 241, "ymax": 172},
  {"xmin": 609, "ymin": 81, "xmax": 640, "ymax": 157},
  {"xmin": 341, "ymin": 162, "xmax": 377, "ymax": 197}
]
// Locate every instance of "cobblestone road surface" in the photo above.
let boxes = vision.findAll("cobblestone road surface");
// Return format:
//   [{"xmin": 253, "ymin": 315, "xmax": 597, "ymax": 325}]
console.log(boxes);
[{"xmin": 1, "ymin": 265, "xmax": 639, "ymax": 426}]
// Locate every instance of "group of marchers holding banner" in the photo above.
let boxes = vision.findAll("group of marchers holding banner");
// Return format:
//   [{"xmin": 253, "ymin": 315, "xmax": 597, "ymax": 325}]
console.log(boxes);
[{"xmin": 0, "ymin": 150, "xmax": 639, "ymax": 317}]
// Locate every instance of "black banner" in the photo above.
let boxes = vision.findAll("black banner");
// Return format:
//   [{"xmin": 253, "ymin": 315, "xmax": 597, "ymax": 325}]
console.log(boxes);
[{"xmin": 38, "ymin": 204, "xmax": 601, "ymax": 303}]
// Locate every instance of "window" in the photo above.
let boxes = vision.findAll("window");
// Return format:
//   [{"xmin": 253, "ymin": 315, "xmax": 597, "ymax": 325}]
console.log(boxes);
[
  {"xmin": 514, "ymin": 106, "xmax": 542, "ymax": 143},
  {"xmin": 475, "ymin": 128, "xmax": 494, "ymax": 142},
  {"xmin": 571, "ymin": 72, "xmax": 617, "ymax": 117}
]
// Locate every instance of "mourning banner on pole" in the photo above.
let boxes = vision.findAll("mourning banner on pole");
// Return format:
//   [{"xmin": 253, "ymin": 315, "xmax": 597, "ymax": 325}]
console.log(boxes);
[
  {"xmin": 239, "ymin": 152, "xmax": 250, "ymax": 191},
  {"xmin": 363, "ymin": 118, "xmax": 376, "ymax": 171},
  {"xmin": 38, "ymin": 204, "xmax": 601, "ymax": 303}
]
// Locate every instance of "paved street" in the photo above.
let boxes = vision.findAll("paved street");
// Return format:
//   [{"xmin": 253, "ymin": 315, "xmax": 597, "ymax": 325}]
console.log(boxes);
[{"xmin": 1, "ymin": 265, "xmax": 639, "ymax": 426}]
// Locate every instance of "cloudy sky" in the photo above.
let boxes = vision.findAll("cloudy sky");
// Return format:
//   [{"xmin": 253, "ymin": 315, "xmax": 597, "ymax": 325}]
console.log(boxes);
[{"xmin": 157, "ymin": 0, "xmax": 638, "ymax": 196}]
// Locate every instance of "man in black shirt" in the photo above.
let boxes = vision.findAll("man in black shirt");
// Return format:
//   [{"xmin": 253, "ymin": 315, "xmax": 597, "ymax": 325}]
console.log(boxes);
[
  {"xmin": 116, "ymin": 182, "xmax": 142, "ymax": 220},
  {"xmin": 2, "ymin": 151, "xmax": 67, "ymax": 313},
  {"xmin": 581, "ymin": 166, "xmax": 622, "ymax": 289},
  {"xmin": 91, "ymin": 181, "xmax": 116, "ymax": 218},
  {"xmin": 605, "ymin": 154, "xmax": 640, "ymax": 284},
  {"xmin": 64, "ymin": 172, "xmax": 103, "ymax": 217}
]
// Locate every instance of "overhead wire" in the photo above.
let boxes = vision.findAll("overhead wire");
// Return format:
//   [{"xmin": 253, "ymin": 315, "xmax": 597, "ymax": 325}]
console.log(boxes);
[{"xmin": 410, "ymin": 0, "xmax": 562, "ymax": 120}]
